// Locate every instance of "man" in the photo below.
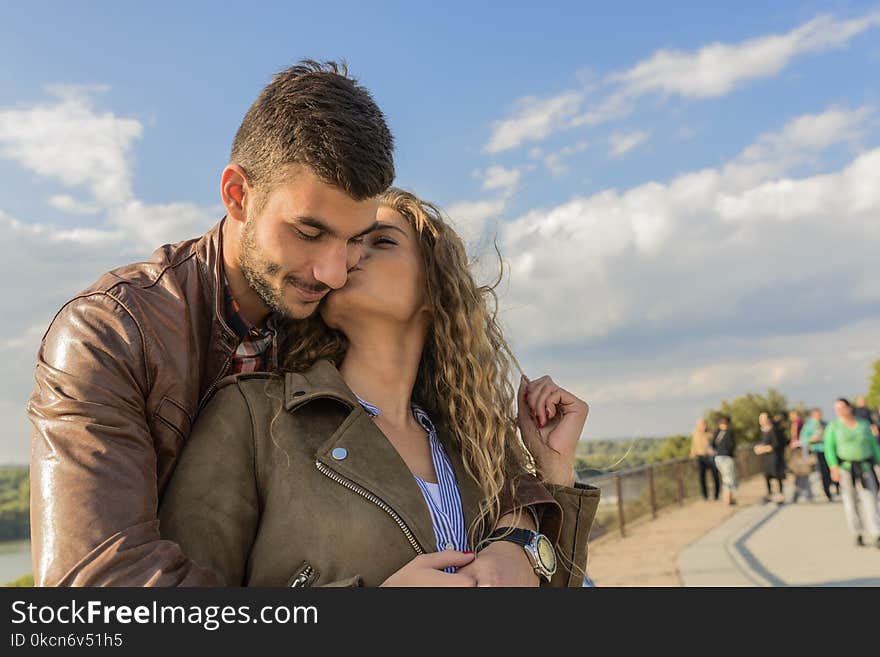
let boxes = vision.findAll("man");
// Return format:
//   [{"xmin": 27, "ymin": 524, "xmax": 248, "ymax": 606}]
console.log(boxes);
[
  {"xmin": 712, "ymin": 415, "xmax": 737, "ymax": 506},
  {"xmin": 27, "ymin": 61, "xmax": 558, "ymax": 586},
  {"xmin": 824, "ymin": 398, "xmax": 880, "ymax": 548},
  {"xmin": 853, "ymin": 396, "xmax": 871, "ymax": 423},
  {"xmin": 853, "ymin": 395, "xmax": 880, "ymax": 440}
]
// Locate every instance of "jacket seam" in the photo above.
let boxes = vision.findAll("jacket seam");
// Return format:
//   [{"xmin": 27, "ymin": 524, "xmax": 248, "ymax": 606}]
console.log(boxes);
[
  {"xmin": 138, "ymin": 249, "xmax": 199, "ymax": 291},
  {"xmin": 237, "ymin": 381, "xmax": 262, "ymax": 514},
  {"xmin": 103, "ymin": 290, "xmax": 151, "ymax": 391},
  {"xmin": 48, "ymin": 291, "xmax": 151, "ymax": 392},
  {"xmin": 161, "ymin": 395, "xmax": 192, "ymax": 426},
  {"xmin": 568, "ymin": 496, "xmax": 583, "ymax": 587},
  {"xmin": 154, "ymin": 414, "xmax": 186, "ymax": 443}
]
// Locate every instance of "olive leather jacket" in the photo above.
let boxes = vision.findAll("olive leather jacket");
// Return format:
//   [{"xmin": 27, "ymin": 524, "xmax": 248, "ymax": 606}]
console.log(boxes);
[
  {"xmin": 158, "ymin": 360, "xmax": 600, "ymax": 587},
  {"xmin": 27, "ymin": 218, "xmax": 565, "ymax": 587}
]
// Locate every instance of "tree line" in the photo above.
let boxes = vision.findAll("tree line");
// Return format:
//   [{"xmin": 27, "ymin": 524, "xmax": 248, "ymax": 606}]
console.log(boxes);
[{"xmin": 0, "ymin": 466, "xmax": 29, "ymax": 541}]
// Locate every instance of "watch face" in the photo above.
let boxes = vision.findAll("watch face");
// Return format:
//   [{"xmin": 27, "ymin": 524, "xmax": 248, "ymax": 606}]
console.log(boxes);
[{"xmin": 535, "ymin": 535, "xmax": 557, "ymax": 574}]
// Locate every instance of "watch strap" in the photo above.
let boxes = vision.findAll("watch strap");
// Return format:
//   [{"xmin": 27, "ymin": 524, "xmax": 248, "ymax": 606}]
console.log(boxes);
[{"xmin": 486, "ymin": 527, "xmax": 535, "ymax": 547}]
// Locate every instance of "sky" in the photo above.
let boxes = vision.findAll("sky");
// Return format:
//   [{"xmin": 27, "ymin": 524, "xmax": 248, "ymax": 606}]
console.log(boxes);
[{"xmin": 1, "ymin": 1, "xmax": 879, "ymax": 462}]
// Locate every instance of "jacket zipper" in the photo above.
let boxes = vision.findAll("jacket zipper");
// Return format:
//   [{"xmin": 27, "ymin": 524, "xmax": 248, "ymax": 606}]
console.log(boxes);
[
  {"xmin": 315, "ymin": 460, "xmax": 424, "ymax": 555},
  {"xmin": 197, "ymin": 352, "xmax": 234, "ymax": 414},
  {"xmin": 289, "ymin": 564, "xmax": 315, "ymax": 587}
]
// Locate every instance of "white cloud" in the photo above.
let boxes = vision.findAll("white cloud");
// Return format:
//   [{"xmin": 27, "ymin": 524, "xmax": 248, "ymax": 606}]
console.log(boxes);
[
  {"xmin": 716, "ymin": 148, "xmax": 880, "ymax": 223},
  {"xmin": 570, "ymin": 92, "xmax": 632, "ymax": 128},
  {"xmin": 109, "ymin": 200, "xmax": 218, "ymax": 253},
  {"xmin": 483, "ymin": 11, "xmax": 880, "ymax": 152},
  {"xmin": 444, "ymin": 198, "xmax": 507, "ymax": 246},
  {"xmin": 497, "ymin": 108, "xmax": 880, "ymax": 353},
  {"xmin": 475, "ymin": 165, "xmax": 522, "ymax": 196},
  {"xmin": 0, "ymin": 323, "xmax": 47, "ymax": 352},
  {"xmin": 611, "ymin": 12, "xmax": 880, "ymax": 100},
  {"xmin": 588, "ymin": 357, "xmax": 810, "ymax": 404},
  {"xmin": 484, "ymin": 91, "xmax": 584, "ymax": 154},
  {"xmin": 518, "ymin": 317, "xmax": 880, "ymax": 440},
  {"xmin": 0, "ymin": 85, "xmax": 143, "ymax": 206},
  {"xmin": 608, "ymin": 130, "xmax": 650, "ymax": 158},
  {"xmin": 48, "ymin": 194, "xmax": 102, "ymax": 215},
  {"xmin": 0, "ymin": 86, "xmax": 219, "ymax": 253},
  {"xmin": 544, "ymin": 140, "xmax": 589, "ymax": 176},
  {"xmin": 0, "ymin": 211, "xmax": 123, "ymax": 249},
  {"xmin": 738, "ymin": 106, "xmax": 871, "ymax": 164}
]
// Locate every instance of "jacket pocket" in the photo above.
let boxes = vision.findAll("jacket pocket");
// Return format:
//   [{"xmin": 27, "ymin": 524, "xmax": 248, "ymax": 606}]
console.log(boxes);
[
  {"xmin": 153, "ymin": 396, "xmax": 192, "ymax": 442},
  {"xmin": 286, "ymin": 561, "xmax": 319, "ymax": 587}
]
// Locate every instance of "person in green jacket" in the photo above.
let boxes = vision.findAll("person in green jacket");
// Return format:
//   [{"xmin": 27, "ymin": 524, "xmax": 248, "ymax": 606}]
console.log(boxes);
[
  {"xmin": 824, "ymin": 398, "xmax": 880, "ymax": 548},
  {"xmin": 799, "ymin": 408, "xmax": 836, "ymax": 501}
]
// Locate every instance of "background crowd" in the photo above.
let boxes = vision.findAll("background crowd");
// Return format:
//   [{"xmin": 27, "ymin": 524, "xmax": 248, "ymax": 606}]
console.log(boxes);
[{"xmin": 690, "ymin": 395, "xmax": 880, "ymax": 548}]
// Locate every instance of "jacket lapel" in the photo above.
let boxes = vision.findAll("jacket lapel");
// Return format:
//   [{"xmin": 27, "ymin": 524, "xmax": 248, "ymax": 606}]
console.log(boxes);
[
  {"xmin": 286, "ymin": 361, "xmax": 437, "ymax": 554},
  {"xmin": 315, "ymin": 410, "xmax": 439, "ymax": 554},
  {"xmin": 285, "ymin": 359, "xmax": 487, "ymax": 553}
]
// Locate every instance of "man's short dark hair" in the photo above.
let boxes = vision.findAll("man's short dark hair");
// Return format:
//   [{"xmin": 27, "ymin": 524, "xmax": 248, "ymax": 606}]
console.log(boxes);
[
  {"xmin": 836, "ymin": 397, "xmax": 852, "ymax": 408},
  {"xmin": 231, "ymin": 59, "xmax": 395, "ymax": 206}
]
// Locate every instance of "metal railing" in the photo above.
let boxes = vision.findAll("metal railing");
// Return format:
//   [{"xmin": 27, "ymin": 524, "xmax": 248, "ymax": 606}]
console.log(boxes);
[{"xmin": 580, "ymin": 445, "xmax": 763, "ymax": 540}]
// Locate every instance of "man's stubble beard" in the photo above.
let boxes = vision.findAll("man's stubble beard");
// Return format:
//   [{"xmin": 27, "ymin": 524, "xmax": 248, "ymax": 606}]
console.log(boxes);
[{"xmin": 238, "ymin": 217, "xmax": 303, "ymax": 320}]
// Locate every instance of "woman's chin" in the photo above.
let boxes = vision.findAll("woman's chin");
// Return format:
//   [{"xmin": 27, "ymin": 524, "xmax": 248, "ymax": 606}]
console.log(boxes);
[{"xmin": 320, "ymin": 288, "xmax": 355, "ymax": 327}]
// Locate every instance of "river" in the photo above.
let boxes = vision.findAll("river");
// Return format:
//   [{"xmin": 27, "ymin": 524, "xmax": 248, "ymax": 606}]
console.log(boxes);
[{"xmin": 0, "ymin": 540, "xmax": 32, "ymax": 585}]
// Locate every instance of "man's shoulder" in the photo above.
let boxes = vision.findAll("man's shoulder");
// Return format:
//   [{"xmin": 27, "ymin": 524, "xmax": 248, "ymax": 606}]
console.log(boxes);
[
  {"xmin": 61, "ymin": 223, "xmax": 222, "ymax": 315},
  {"xmin": 42, "ymin": 223, "xmax": 223, "ymax": 345},
  {"xmin": 81, "ymin": 232, "xmax": 207, "ymax": 297}
]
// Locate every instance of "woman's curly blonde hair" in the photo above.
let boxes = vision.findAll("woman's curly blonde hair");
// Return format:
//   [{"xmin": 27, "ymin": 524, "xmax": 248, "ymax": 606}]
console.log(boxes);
[{"xmin": 278, "ymin": 187, "xmax": 535, "ymax": 548}]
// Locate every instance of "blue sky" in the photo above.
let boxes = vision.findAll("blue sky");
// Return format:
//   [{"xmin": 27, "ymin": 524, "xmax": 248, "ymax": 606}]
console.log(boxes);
[{"xmin": 1, "ymin": 2, "xmax": 879, "ymax": 462}]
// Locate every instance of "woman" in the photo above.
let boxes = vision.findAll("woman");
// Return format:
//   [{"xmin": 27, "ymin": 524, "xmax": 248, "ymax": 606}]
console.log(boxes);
[
  {"xmin": 754, "ymin": 412, "xmax": 786, "ymax": 503},
  {"xmin": 712, "ymin": 415, "xmax": 737, "ymax": 505},
  {"xmin": 690, "ymin": 418, "xmax": 719, "ymax": 501},
  {"xmin": 824, "ymin": 398, "xmax": 880, "ymax": 548},
  {"xmin": 159, "ymin": 188, "xmax": 599, "ymax": 586}
]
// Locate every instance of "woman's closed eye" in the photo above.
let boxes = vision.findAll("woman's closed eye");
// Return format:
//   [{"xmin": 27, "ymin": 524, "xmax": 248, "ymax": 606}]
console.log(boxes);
[{"xmin": 370, "ymin": 235, "xmax": 397, "ymax": 248}]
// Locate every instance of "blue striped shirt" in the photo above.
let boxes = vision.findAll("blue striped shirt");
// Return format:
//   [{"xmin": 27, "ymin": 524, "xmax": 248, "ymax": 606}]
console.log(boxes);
[
  {"xmin": 356, "ymin": 398, "xmax": 468, "ymax": 571},
  {"xmin": 357, "ymin": 398, "xmax": 596, "ymax": 585}
]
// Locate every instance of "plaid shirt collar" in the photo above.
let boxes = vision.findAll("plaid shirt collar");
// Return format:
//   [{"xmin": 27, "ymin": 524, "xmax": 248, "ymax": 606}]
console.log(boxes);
[{"xmin": 223, "ymin": 275, "xmax": 279, "ymax": 373}]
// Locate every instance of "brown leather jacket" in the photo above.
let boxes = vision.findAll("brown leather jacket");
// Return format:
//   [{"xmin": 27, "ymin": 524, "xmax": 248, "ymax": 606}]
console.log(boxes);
[
  {"xmin": 27, "ymin": 218, "xmax": 563, "ymax": 586},
  {"xmin": 159, "ymin": 361, "xmax": 600, "ymax": 587}
]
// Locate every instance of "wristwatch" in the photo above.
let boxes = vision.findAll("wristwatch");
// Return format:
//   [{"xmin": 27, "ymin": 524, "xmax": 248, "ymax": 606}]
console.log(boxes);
[{"xmin": 486, "ymin": 527, "xmax": 557, "ymax": 582}]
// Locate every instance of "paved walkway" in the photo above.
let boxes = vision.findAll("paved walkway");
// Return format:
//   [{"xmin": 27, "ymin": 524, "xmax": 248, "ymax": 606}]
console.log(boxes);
[
  {"xmin": 679, "ymin": 474, "xmax": 880, "ymax": 587},
  {"xmin": 587, "ymin": 474, "xmax": 769, "ymax": 586},
  {"xmin": 587, "ymin": 470, "xmax": 880, "ymax": 586}
]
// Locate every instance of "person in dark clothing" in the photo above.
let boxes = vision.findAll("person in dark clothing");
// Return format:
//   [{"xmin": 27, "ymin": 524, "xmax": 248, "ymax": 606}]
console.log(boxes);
[
  {"xmin": 854, "ymin": 396, "xmax": 880, "ymax": 442},
  {"xmin": 853, "ymin": 396, "xmax": 872, "ymax": 423},
  {"xmin": 755, "ymin": 412, "xmax": 786, "ymax": 503},
  {"xmin": 690, "ymin": 418, "xmax": 720, "ymax": 501},
  {"xmin": 712, "ymin": 416, "xmax": 737, "ymax": 506}
]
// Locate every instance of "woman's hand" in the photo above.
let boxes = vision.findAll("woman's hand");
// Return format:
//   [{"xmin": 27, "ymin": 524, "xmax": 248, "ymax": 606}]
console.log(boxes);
[
  {"xmin": 517, "ymin": 374, "xmax": 589, "ymax": 487},
  {"xmin": 380, "ymin": 551, "xmax": 478, "ymax": 587}
]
